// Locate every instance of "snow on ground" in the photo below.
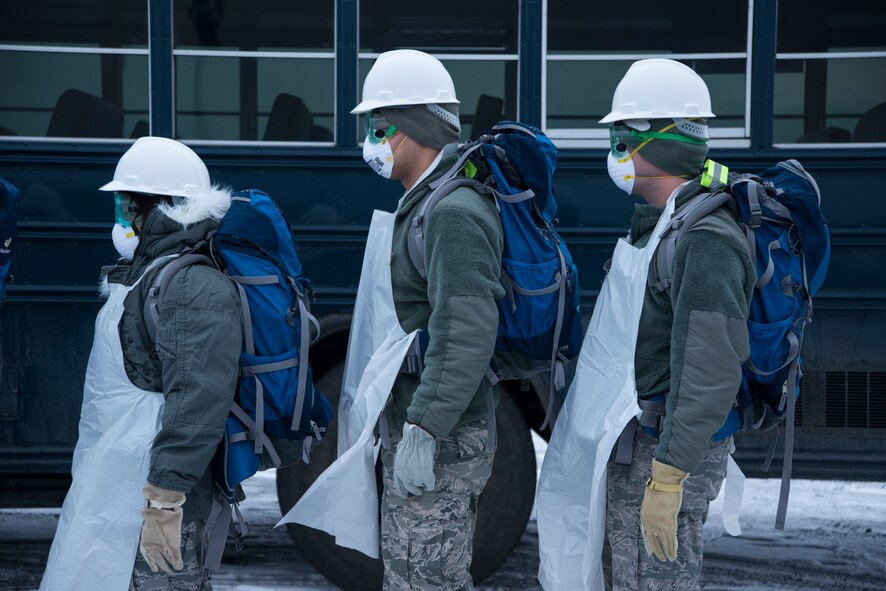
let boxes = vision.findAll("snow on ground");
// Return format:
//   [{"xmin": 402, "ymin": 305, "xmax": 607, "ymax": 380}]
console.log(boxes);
[{"xmin": 1, "ymin": 435, "xmax": 884, "ymax": 590}]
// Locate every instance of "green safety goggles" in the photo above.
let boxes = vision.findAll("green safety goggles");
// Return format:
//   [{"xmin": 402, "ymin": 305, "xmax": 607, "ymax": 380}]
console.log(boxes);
[
  {"xmin": 363, "ymin": 112, "xmax": 398, "ymax": 144},
  {"xmin": 114, "ymin": 192, "xmax": 140, "ymax": 227},
  {"xmin": 609, "ymin": 123, "xmax": 707, "ymax": 157}
]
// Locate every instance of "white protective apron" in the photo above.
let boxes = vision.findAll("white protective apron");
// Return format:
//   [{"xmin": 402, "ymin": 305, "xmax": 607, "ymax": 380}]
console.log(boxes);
[
  {"xmin": 41, "ymin": 256, "xmax": 173, "ymax": 591},
  {"xmin": 536, "ymin": 197, "xmax": 676, "ymax": 591},
  {"xmin": 278, "ymin": 209, "xmax": 419, "ymax": 558}
]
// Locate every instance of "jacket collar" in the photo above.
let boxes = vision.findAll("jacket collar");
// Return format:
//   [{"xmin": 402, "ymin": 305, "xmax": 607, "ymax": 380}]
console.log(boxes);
[
  {"xmin": 395, "ymin": 153, "xmax": 461, "ymax": 219},
  {"xmin": 629, "ymin": 178, "xmax": 705, "ymax": 242},
  {"xmin": 109, "ymin": 208, "xmax": 219, "ymax": 285}
]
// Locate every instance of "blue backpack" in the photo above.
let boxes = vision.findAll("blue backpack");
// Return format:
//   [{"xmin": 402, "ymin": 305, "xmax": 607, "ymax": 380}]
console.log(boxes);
[
  {"xmin": 655, "ymin": 159, "xmax": 831, "ymax": 529},
  {"xmin": 408, "ymin": 122, "xmax": 583, "ymax": 428},
  {"xmin": 145, "ymin": 189, "xmax": 332, "ymax": 567},
  {"xmin": 0, "ymin": 176, "xmax": 19, "ymax": 304}
]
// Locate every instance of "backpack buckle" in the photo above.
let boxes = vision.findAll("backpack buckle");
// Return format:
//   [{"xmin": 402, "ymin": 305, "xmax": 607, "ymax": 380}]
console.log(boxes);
[
  {"xmin": 749, "ymin": 203, "xmax": 763, "ymax": 228},
  {"xmin": 401, "ymin": 353, "xmax": 423, "ymax": 375}
]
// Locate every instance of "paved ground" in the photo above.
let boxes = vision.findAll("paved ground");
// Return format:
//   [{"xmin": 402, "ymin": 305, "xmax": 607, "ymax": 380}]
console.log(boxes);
[{"xmin": 2, "ymin": 437, "xmax": 885, "ymax": 590}]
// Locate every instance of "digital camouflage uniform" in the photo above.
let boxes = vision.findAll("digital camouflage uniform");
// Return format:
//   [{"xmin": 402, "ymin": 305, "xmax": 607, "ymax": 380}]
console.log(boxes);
[
  {"xmin": 604, "ymin": 179, "xmax": 754, "ymax": 590},
  {"xmin": 130, "ymin": 521, "xmax": 211, "ymax": 590},
  {"xmin": 381, "ymin": 420, "xmax": 493, "ymax": 591},
  {"xmin": 603, "ymin": 425, "xmax": 733, "ymax": 590},
  {"xmin": 383, "ymin": 154, "xmax": 505, "ymax": 590}
]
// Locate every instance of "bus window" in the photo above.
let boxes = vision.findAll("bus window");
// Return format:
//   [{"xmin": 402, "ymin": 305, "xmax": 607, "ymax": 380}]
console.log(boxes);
[
  {"xmin": 775, "ymin": 1, "xmax": 886, "ymax": 145},
  {"xmin": 173, "ymin": 0, "xmax": 335, "ymax": 143},
  {"xmin": 545, "ymin": 1, "xmax": 749, "ymax": 145},
  {"xmin": 0, "ymin": 1, "xmax": 148, "ymax": 139},
  {"xmin": 359, "ymin": 0, "xmax": 519, "ymax": 142}
]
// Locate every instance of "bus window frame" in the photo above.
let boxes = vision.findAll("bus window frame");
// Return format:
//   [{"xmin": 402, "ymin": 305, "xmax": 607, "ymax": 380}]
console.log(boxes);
[
  {"xmin": 540, "ymin": 0, "xmax": 754, "ymax": 149},
  {"xmin": 772, "ymin": 50, "xmax": 886, "ymax": 149},
  {"xmin": 172, "ymin": 48, "xmax": 337, "ymax": 146},
  {"xmin": 0, "ymin": 43, "xmax": 151, "ymax": 142}
]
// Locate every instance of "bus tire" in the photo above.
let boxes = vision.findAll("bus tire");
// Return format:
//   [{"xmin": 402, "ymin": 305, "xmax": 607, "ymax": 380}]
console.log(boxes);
[{"xmin": 276, "ymin": 360, "xmax": 537, "ymax": 591}]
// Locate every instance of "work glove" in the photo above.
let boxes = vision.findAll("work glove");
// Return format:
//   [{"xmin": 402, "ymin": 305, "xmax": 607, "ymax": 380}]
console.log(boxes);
[
  {"xmin": 640, "ymin": 459, "xmax": 688, "ymax": 562},
  {"xmin": 139, "ymin": 483, "xmax": 187, "ymax": 573},
  {"xmin": 392, "ymin": 422, "xmax": 436, "ymax": 497}
]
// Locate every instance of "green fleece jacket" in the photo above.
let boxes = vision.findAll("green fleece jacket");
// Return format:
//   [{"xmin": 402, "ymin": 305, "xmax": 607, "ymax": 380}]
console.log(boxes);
[
  {"xmin": 105, "ymin": 208, "xmax": 242, "ymax": 522},
  {"xmin": 387, "ymin": 156, "xmax": 506, "ymax": 438},
  {"xmin": 632, "ymin": 179, "xmax": 755, "ymax": 473}
]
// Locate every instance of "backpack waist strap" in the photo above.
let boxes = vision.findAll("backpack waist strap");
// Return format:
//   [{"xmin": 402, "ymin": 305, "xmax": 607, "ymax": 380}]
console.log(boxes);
[{"xmin": 613, "ymin": 398, "xmax": 666, "ymax": 466}]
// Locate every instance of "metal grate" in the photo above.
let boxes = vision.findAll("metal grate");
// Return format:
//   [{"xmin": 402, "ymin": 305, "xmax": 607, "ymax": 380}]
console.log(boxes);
[{"xmin": 824, "ymin": 372, "xmax": 886, "ymax": 429}]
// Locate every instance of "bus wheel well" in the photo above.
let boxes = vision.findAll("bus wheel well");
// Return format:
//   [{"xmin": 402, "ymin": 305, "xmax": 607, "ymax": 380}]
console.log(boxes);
[{"xmin": 309, "ymin": 313, "xmax": 352, "ymax": 378}]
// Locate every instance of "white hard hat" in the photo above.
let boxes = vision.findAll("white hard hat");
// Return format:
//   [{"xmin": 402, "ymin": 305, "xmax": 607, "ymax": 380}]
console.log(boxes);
[
  {"xmin": 599, "ymin": 58, "xmax": 715, "ymax": 125},
  {"xmin": 99, "ymin": 136, "xmax": 211, "ymax": 198},
  {"xmin": 351, "ymin": 49, "xmax": 460, "ymax": 114}
]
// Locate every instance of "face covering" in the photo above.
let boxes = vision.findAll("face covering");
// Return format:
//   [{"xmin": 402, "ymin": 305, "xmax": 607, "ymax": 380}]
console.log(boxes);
[
  {"xmin": 362, "ymin": 134, "xmax": 396, "ymax": 179},
  {"xmin": 112, "ymin": 222, "xmax": 139, "ymax": 260},
  {"xmin": 607, "ymin": 151, "xmax": 636, "ymax": 195}
]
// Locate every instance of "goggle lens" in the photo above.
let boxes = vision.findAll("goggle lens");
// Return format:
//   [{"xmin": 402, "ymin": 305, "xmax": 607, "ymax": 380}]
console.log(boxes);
[
  {"xmin": 609, "ymin": 122, "xmax": 707, "ymax": 156},
  {"xmin": 609, "ymin": 125, "xmax": 632, "ymax": 156},
  {"xmin": 114, "ymin": 192, "xmax": 140, "ymax": 227},
  {"xmin": 364, "ymin": 113, "xmax": 398, "ymax": 144}
]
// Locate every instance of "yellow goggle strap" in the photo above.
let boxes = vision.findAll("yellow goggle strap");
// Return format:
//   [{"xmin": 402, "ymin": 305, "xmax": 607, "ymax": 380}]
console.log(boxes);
[{"xmin": 615, "ymin": 122, "xmax": 706, "ymax": 164}]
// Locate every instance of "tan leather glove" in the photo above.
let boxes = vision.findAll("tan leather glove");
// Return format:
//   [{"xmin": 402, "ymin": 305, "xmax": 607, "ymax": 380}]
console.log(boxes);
[
  {"xmin": 640, "ymin": 459, "xmax": 688, "ymax": 562},
  {"xmin": 139, "ymin": 483, "xmax": 187, "ymax": 573}
]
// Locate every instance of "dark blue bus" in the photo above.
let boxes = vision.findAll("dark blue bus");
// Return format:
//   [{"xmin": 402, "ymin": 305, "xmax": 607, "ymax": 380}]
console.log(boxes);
[{"xmin": 1, "ymin": 2, "xmax": 884, "ymax": 588}]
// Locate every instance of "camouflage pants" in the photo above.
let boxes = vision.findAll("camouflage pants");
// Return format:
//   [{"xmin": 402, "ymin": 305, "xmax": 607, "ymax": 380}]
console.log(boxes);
[
  {"xmin": 380, "ymin": 420, "xmax": 494, "ymax": 591},
  {"xmin": 603, "ymin": 424, "xmax": 733, "ymax": 591},
  {"xmin": 130, "ymin": 520, "xmax": 211, "ymax": 590}
]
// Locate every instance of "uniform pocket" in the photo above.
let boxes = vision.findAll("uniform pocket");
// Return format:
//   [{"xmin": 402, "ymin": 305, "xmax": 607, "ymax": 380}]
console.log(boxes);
[
  {"xmin": 407, "ymin": 513, "xmax": 444, "ymax": 589},
  {"xmin": 454, "ymin": 426, "xmax": 490, "ymax": 460},
  {"xmin": 434, "ymin": 425, "xmax": 494, "ymax": 496}
]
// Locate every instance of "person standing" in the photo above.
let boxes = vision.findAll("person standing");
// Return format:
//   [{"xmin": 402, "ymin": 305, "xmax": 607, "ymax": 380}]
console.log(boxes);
[
  {"xmin": 599, "ymin": 58, "xmax": 754, "ymax": 590},
  {"xmin": 537, "ymin": 59, "xmax": 754, "ymax": 591},
  {"xmin": 41, "ymin": 137, "xmax": 242, "ymax": 591},
  {"xmin": 352, "ymin": 49, "xmax": 505, "ymax": 590}
]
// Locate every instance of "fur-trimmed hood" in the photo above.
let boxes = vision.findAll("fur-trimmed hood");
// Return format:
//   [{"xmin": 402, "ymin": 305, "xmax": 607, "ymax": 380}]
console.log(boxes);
[{"xmin": 157, "ymin": 185, "xmax": 232, "ymax": 228}]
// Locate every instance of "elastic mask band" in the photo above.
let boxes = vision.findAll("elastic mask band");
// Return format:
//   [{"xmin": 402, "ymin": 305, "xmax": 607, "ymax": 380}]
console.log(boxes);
[{"xmin": 614, "ymin": 122, "xmax": 706, "ymax": 163}]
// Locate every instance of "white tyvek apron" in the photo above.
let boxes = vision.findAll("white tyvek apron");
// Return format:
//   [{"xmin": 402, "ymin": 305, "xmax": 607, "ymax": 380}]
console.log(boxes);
[
  {"xmin": 536, "ymin": 196, "xmax": 676, "ymax": 591},
  {"xmin": 278, "ymin": 209, "xmax": 418, "ymax": 559},
  {"xmin": 41, "ymin": 256, "xmax": 174, "ymax": 591}
]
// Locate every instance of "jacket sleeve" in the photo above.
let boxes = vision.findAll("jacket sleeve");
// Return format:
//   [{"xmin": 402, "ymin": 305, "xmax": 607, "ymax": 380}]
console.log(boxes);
[
  {"xmin": 406, "ymin": 193, "xmax": 505, "ymax": 438},
  {"xmin": 147, "ymin": 265, "xmax": 242, "ymax": 493},
  {"xmin": 656, "ymin": 225, "xmax": 753, "ymax": 473}
]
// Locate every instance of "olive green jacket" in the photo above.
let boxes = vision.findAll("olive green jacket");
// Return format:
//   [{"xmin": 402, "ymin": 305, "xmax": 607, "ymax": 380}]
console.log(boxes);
[
  {"xmin": 386, "ymin": 155, "xmax": 506, "ymax": 439},
  {"xmin": 631, "ymin": 180, "xmax": 755, "ymax": 473},
  {"xmin": 105, "ymin": 208, "xmax": 242, "ymax": 522}
]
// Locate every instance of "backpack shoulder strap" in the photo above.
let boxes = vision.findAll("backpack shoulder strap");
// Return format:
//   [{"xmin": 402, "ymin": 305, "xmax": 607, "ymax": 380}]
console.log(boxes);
[
  {"xmin": 653, "ymin": 160, "xmax": 735, "ymax": 293},
  {"xmin": 653, "ymin": 188, "xmax": 735, "ymax": 293},
  {"xmin": 407, "ymin": 176, "xmax": 486, "ymax": 280},
  {"xmin": 408, "ymin": 140, "xmax": 538, "ymax": 280},
  {"xmin": 143, "ymin": 253, "xmax": 216, "ymax": 342}
]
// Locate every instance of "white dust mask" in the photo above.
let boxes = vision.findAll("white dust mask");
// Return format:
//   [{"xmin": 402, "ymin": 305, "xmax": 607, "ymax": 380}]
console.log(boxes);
[
  {"xmin": 362, "ymin": 134, "xmax": 395, "ymax": 179},
  {"xmin": 607, "ymin": 151, "xmax": 636, "ymax": 195},
  {"xmin": 112, "ymin": 223, "xmax": 139, "ymax": 260}
]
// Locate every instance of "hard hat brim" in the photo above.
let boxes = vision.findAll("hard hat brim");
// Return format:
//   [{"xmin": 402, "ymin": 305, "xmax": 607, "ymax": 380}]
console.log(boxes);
[
  {"xmin": 599, "ymin": 110, "xmax": 716, "ymax": 125},
  {"xmin": 98, "ymin": 180, "xmax": 182, "ymax": 197},
  {"xmin": 351, "ymin": 97, "xmax": 461, "ymax": 115},
  {"xmin": 98, "ymin": 180, "xmax": 130, "ymax": 193}
]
